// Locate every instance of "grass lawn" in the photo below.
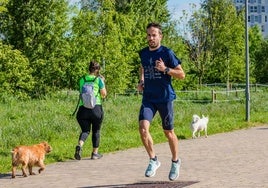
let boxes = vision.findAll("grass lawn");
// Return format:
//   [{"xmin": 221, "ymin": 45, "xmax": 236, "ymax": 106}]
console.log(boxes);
[{"xmin": 0, "ymin": 87, "xmax": 267, "ymax": 173}]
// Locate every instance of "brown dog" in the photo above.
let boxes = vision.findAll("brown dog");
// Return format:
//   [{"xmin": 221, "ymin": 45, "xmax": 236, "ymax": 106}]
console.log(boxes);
[{"xmin": 11, "ymin": 141, "xmax": 52, "ymax": 178}]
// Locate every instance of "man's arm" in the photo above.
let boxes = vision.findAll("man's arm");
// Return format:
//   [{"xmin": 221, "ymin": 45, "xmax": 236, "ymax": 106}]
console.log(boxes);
[
  {"xmin": 137, "ymin": 66, "xmax": 144, "ymax": 91},
  {"xmin": 165, "ymin": 65, "xmax": 185, "ymax": 79},
  {"xmin": 155, "ymin": 58, "xmax": 185, "ymax": 79}
]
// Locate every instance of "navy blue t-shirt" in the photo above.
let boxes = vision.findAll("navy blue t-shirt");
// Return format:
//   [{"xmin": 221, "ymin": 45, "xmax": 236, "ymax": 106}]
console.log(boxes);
[{"xmin": 139, "ymin": 45, "xmax": 181, "ymax": 103}]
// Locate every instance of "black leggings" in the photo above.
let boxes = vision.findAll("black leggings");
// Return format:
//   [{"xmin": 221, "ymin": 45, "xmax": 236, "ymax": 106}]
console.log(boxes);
[{"xmin": 76, "ymin": 105, "xmax": 104, "ymax": 148}]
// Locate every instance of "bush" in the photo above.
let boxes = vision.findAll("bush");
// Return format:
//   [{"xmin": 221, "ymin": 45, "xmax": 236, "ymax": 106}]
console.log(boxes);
[{"xmin": 0, "ymin": 42, "xmax": 35, "ymax": 99}]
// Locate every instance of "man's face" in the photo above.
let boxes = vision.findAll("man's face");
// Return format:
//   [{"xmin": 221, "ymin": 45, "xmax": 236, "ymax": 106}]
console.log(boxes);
[{"xmin": 146, "ymin": 27, "xmax": 162, "ymax": 50}]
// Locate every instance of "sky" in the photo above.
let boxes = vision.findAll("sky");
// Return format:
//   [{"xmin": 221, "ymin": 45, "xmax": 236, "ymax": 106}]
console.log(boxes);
[{"xmin": 167, "ymin": 0, "xmax": 201, "ymax": 19}]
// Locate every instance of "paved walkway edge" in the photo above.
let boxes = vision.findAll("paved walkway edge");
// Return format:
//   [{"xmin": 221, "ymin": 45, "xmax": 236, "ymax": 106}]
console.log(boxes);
[{"xmin": 1, "ymin": 125, "xmax": 268, "ymax": 188}]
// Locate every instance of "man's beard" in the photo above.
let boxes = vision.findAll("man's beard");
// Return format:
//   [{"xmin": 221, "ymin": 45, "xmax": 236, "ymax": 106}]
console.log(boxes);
[{"xmin": 149, "ymin": 41, "xmax": 158, "ymax": 49}]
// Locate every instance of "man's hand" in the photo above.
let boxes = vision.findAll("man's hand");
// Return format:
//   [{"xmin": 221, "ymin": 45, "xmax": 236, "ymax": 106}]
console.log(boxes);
[
  {"xmin": 155, "ymin": 58, "xmax": 166, "ymax": 72},
  {"xmin": 137, "ymin": 80, "xmax": 144, "ymax": 92}
]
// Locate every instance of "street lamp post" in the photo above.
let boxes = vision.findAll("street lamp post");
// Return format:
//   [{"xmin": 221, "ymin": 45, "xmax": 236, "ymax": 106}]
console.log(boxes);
[
  {"xmin": 245, "ymin": 0, "xmax": 250, "ymax": 121},
  {"xmin": 226, "ymin": 48, "xmax": 229, "ymax": 96}
]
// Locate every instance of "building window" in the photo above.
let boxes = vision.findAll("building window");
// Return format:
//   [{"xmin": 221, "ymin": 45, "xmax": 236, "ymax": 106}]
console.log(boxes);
[
  {"xmin": 254, "ymin": 6, "xmax": 257, "ymax": 13},
  {"xmin": 265, "ymin": 15, "xmax": 267, "ymax": 22},
  {"xmin": 261, "ymin": 6, "xmax": 265, "ymax": 13},
  {"xmin": 248, "ymin": 16, "xmax": 251, "ymax": 22},
  {"xmin": 261, "ymin": 25, "xmax": 264, "ymax": 32},
  {"xmin": 255, "ymin": 16, "xmax": 259, "ymax": 22},
  {"xmin": 250, "ymin": 6, "xmax": 258, "ymax": 13}
]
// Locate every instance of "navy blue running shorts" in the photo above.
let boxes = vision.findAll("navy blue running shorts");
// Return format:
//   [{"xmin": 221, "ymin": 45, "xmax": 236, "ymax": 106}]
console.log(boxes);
[{"xmin": 139, "ymin": 100, "xmax": 174, "ymax": 130}]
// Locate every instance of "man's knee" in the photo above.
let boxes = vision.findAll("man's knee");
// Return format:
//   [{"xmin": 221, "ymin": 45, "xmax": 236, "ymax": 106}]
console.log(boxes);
[
  {"xmin": 164, "ymin": 129, "xmax": 176, "ymax": 139},
  {"xmin": 139, "ymin": 120, "xmax": 150, "ymax": 134}
]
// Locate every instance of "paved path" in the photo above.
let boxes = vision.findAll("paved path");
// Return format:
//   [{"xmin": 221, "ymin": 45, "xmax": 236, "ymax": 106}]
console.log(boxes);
[{"xmin": 1, "ymin": 125, "xmax": 268, "ymax": 188}]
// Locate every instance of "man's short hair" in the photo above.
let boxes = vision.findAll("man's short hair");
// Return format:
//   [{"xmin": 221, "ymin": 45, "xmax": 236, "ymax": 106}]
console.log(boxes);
[{"xmin": 146, "ymin": 22, "xmax": 162, "ymax": 35}]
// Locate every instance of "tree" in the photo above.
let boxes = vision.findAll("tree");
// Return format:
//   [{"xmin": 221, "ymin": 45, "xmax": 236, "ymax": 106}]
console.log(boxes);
[
  {"xmin": 1, "ymin": 0, "xmax": 72, "ymax": 96},
  {"xmin": 70, "ymin": 0, "xmax": 176, "ymax": 94},
  {"xmin": 70, "ymin": 0, "xmax": 134, "ymax": 94},
  {"xmin": 248, "ymin": 25, "xmax": 263, "ymax": 83},
  {"xmin": 0, "ymin": 0, "xmax": 34, "ymax": 99},
  {"xmin": 0, "ymin": 42, "xmax": 35, "ymax": 99},
  {"xmin": 254, "ymin": 39, "xmax": 268, "ymax": 83},
  {"xmin": 0, "ymin": 0, "xmax": 188, "ymax": 97},
  {"xmin": 186, "ymin": 0, "xmax": 245, "ymax": 85}
]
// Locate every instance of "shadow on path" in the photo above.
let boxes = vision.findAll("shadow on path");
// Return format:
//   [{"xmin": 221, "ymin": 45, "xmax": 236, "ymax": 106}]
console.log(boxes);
[
  {"xmin": 78, "ymin": 180, "xmax": 199, "ymax": 188},
  {"xmin": 0, "ymin": 173, "xmax": 11, "ymax": 179}
]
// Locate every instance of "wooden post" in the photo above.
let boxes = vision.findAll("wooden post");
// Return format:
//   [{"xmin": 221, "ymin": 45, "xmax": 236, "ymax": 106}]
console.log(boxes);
[{"xmin": 212, "ymin": 90, "xmax": 216, "ymax": 103}]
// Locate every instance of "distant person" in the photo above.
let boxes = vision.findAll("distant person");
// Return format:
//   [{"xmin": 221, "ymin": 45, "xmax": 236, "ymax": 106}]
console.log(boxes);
[
  {"xmin": 74, "ymin": 61, "xmax": 107, "ymax": 160},
  {"xmin": 137, "ymin": 22, "xmax": 185, "ymax": 181}
]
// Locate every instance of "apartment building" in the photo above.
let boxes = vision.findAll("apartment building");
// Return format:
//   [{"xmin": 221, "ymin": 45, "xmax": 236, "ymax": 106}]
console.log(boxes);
[{"xmin": 233, "ymin": 0, "xmax": 268, "ymax": 38}]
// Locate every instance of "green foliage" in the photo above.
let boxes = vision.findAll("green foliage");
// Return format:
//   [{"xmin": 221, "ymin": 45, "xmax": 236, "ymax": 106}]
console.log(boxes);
[
  {"xmin": 254, "ymin": 39, "xmax": 268, "ymax": 83},
  {"xmin": 129, "ymin": 0, "xmax": 170, "ymax": 24},
  {"xmin": 186, "ymin": 0, "xmax": 245, "ymax": 85},
  {"xmin": 70, "ymin": 3, "xmax": 133, "ymax": 94},
  {"xmin": 162, "ymin": 22, "xmax": 190, "ymax": 90},
  {"xmin": 0, "ymin": 0, "xmax": 266, "ymax": 99},
  {"xmin": 69, "ymin": 0, "xmax": 175, "ymax": 94},
  {"xmin": 0, "ymin": 42, "xmax": 35, "ymax": 99},
  {"xmin": 1, "ymin": 0, "xmax": 72, "ymax": 97},
  {"xmin": 0, "ymin": 0, "xmax": 8, "ymax": 13}
]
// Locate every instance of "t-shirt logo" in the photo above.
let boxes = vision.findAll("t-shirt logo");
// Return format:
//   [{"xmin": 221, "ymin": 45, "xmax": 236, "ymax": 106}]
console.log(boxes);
[{"xmin": 144, "ymin": 57, "xmax": 161, "ymax": 80}]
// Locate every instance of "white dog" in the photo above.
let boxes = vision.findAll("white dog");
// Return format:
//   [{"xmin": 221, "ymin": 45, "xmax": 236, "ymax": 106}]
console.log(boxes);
[{"xmin": 190, "ymin": 114, "xmax": 209, "ymax": 139}]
